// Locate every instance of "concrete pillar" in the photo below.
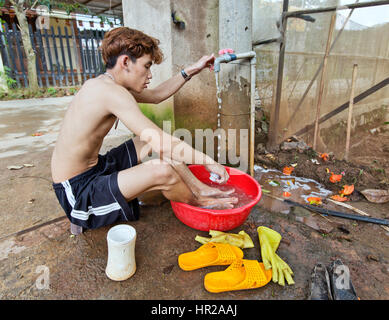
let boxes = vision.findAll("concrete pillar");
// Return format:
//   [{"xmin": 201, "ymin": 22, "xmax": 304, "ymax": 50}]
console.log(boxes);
[
  {"xmin": 219, "ymin": 0, "xmax": 252, "ymax": 169},
  {"xmin": 122, "ymin": 0, "xmax": 174, "ymax": 128},
  {"xmin": 171, "ymin": 0, "xmax": 219, "ymax": 134}
]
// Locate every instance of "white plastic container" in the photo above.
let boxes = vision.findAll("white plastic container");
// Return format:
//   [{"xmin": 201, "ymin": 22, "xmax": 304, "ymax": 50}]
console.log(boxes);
[{"xmin": 105, "ymin": 224, "xmax": 137, "ymax": 281}]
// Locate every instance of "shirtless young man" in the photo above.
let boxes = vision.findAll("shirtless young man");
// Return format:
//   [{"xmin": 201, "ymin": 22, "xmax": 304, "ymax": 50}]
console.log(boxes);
[{"xmin": 51, "ymin": 27, "xmax": 237, "ymax": 230}]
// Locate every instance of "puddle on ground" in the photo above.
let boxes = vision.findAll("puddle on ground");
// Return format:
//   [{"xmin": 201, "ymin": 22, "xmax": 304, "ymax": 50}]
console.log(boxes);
[{"xmin": 254, "ymin": 165, "xmax": 333, "ymax": 215}]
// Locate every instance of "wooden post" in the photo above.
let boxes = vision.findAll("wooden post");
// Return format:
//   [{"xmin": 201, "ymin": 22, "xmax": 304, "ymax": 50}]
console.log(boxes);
[
  {"xmin": 35, "ymin": 28, "xmax": 50, "ymax": 87},
  {"xmin": 267, "ymin": 0, "xmax": 289, "ymax": 150},
  {"xmin": 313, "ymin": 13, "xmax": 336, "ymax": 150},
  {"xmin": 28, "ymin": 24, "xmax": 42, "ymax": 87},
  {"xmin": 64, "ymin": 26, "xmax": 75, "ymax": 86},
  {"xmin": 71, "ymin": 19, "xmax": 83, "ymax": 85},
  {"xmin": 50, "ymin": 26, "xmax": 62, "ymax": 86},
  {"xmin": 4, "ymin": 23, "xmax": 21, "ymax": 87},
  {"xmin": 11, "ymin": 23, "xmax": 28, "ymax": 87},
  {"xmin": 345, "ymin": 64, "xmax": 358, "ymax": 161},
  {"xmin": 57, "ymin": 26, "xmax": 69, "ymax": 86},
  {"xmin": 43, "ymin": 28, "xmax": 56, "ymax": 86}
]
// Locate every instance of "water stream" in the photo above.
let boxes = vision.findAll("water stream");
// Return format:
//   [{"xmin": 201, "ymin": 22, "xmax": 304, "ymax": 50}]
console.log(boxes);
[{"xmin": 215, "ymin": 72, "xmax": 222, "ymax": 160}]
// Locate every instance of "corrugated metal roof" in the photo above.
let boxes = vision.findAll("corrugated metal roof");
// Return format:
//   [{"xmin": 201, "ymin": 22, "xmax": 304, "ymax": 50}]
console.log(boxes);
[
  {"xmin": 77, "ymin": 0, "xmax": 122, "ymax": 17},
  {"xmin": 1, "ymin": 0, "xmax": 123, "ymax": 18}
]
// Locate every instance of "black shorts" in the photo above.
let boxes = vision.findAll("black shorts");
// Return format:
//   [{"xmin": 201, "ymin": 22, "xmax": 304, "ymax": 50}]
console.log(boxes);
[{"xmin": 53, "ymin": 139, "xmax": 140, "ymax": 230}]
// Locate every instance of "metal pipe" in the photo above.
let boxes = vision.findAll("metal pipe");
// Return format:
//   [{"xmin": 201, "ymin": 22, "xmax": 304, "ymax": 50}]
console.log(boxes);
[
  {"xmin": 249, "ymin": 55, "xmax": 257, "ymax": 177},
  {"xmin": 235, "ymin": 51, "xmax": 256, "ymax": 60},
  {"xmin": 264, "ymin": 193, "xmax": 389, "ymax": 226},
  {"xmin": 214, "ymin": 51, "xmax": 256, "ymax": 72},
  {"xmin": 284, "ymin": 199, "xmax": 389, "ymax": 226},
  {"xmin": 214, "ymin": 53, "xmax": 236, "ymax": 72},
  {"xmin": 214, "ymin": 51, "xmax": 257, "ymax": 175},
  {"xmin": 253, "ymin": 37, "xmax": 280, "ymax": 47}
]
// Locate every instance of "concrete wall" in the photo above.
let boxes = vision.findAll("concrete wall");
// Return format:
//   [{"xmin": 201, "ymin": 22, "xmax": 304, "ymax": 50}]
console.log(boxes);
[{"xmin": 122, "ymin": 0, "xmax": 175, "ymax": 127}]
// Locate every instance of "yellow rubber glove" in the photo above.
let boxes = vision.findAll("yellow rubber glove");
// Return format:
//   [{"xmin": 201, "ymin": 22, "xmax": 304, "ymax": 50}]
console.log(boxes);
[
  {"xmin": 195, "ymin": 230, "xmax": 254, "ymax": 249},
  {"xmin": 257, "ymin": 226, "xmax": 295, "ymax": 286}
]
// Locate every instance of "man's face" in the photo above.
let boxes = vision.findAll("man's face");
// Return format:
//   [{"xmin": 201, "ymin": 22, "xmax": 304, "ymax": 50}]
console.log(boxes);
[{"xmin": 126, "ymin": 54, "xmax": 153, "ymax": 93}]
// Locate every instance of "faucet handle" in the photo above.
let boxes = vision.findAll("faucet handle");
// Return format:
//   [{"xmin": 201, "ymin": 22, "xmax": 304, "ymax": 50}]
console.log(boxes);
[{"xmin": 218, "ymin": 48, "xmax": 235, "ymax": 55}]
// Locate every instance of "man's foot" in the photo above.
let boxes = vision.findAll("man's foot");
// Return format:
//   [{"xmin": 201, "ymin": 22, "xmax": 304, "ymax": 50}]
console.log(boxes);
[
  {"xmin": 194, "ymin": 196, "xmax": 238, "ymax": 210},
  {"xmin": 193, "ymin": 183, "xmax": 235, "ymax": 199}
]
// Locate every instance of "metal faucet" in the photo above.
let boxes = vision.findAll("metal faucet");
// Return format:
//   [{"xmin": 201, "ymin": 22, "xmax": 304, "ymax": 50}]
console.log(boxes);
[{"xmin": 214, "ymin": 51, "xmax": 257, "ymax": 72}]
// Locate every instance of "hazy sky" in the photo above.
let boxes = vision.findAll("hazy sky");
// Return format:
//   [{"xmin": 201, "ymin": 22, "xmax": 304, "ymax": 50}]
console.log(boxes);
[{"xmin": 338, "ymin": 1, "xmax": 389, "ymax": 27}]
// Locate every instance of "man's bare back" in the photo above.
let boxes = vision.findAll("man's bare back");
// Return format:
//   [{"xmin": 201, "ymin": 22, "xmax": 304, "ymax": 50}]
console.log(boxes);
[{"xmin": 51, "ymin": 76, "xmax": 122, "ymax": 183}]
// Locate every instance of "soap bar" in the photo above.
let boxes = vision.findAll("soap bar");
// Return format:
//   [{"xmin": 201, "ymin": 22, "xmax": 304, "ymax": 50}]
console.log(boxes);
[{"xmin": 209, "ymin": 172, "xmax": 221, "ymax": 182}]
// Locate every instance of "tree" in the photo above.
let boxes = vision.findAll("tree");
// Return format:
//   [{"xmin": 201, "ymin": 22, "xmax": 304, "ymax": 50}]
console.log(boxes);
[
  {"xmin": 8, "ymin": 0, "xmax": 39, "ymax": 92},
  {"xmin": 2, "ymin": 0, "xmax": 89, "ymax": 92}
]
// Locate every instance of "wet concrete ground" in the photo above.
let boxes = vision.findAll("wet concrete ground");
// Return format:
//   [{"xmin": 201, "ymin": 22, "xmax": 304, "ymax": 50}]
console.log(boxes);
[{"xmin": 1, "ymin": 97, "xmax": 389, "ymax": 300}]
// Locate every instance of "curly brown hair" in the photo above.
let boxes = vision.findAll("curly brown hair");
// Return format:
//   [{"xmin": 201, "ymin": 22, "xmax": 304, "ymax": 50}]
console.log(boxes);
[{"xmin": 101, "ymin": 27, "xmax": 163, "ymax": 69}]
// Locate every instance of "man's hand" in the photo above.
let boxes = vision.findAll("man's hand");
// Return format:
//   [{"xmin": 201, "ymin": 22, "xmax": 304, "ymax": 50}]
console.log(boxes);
[
  {"xmin": 204, "ymin": 163, "xmax": 229, "ymax": 184},
  {"xmin": 184, "ymin": 54, "xmax": 215, "ymax": 77}
]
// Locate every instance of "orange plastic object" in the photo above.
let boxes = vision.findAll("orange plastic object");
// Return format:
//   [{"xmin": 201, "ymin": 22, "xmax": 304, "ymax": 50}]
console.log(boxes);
[
  {"xmin": 320, "ymin": 153, "xmax": 329, "ymax": 161},
  {"xmin": 282, "ymin": 166, "xmax": 294, "ymax": 175},
  {"xmin": 329, "ymin": 173, "xmax": 342, "ymax": 183},
  {"xmin": 331, "ymin": 195, "xmax": 348, "ymax": 202},
  {"xmin": 204, "ymin": 259, "xmax": 272, "ymax": 293},
  {"xmin": 178, "ymin": 242, "xmax": 243, "ymax": 271},
  {"xmin": 283, "ymin": 191, "xmax": 291, "ymax": 197},
  {"xmin": 307, "ymin": 197, "xmax": 322, "ymax": 205},
  {"xmin": 340, "ymin": 185, "xmax": 354, "ymax": 195}
]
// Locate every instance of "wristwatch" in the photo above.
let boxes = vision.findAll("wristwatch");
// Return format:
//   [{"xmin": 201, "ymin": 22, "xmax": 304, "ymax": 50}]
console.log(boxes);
[{"xmin": 181, "ymin": 69, "xmax": 191, "ymax": 81}]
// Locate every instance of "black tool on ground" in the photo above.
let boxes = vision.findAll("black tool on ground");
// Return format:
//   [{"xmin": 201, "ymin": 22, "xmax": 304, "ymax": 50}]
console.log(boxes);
[{"xmin": 284, "ymin": 199, "xmax": 389, "ymax": 226}]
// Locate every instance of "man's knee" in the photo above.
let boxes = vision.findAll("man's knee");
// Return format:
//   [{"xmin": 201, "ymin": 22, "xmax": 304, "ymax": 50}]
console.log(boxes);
[
  {"xmin": 150, "ymin": 160, "xmax": 179, "ymax": 186},
  {"xmin": 132, "ymin": 136, "xmax": 153, "ymax": 164}
]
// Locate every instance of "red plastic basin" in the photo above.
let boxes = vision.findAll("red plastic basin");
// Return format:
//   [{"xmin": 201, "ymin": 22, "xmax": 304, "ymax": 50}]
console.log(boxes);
[{"xmin": 171, "ymin": 165, "xmax": 262, "ymax": 231}]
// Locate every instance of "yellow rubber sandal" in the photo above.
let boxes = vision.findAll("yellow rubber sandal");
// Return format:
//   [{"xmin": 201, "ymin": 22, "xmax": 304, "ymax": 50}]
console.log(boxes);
[
  {"xmin": 178, "ymin": 242, "xmax": 243, "ymax": 271},
  {"xmin": 204, "ymin": 259, "xmax": 272, "ymax": 293}
]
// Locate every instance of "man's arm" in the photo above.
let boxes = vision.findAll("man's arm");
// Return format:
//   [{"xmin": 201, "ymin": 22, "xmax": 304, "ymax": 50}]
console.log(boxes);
[
  {"xmin": 109, "ymin": 86, "xmax": 213, "ymax": 165},
  {"xmin": 130, "ymin": 54, "xmax": 215, "ymax": 104},
  {"xmin": 108, "ymin": 86, "xmax": 229, "ymax": 184}
]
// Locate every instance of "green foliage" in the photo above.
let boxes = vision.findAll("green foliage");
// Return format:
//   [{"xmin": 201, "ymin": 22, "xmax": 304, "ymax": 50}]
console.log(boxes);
[
  {"xmin": 0, "ymin": 66, "xmax": 17, "ymax": 89},
  {"xmin": 14, "ymin": 1, "xmax": 90, "ymax": 15},
  {"xmin": 139, "ymin": 104, "xmax": 174, "ymax": 129},
  {"xmin": 0, "ymin": 86, "xmax": 80, "ymax": 100},
  {"xmin": 67, "ymin": 87, "xmax": 77, "ymax": 95},
  {"xmin": 48, "ymin": 1, "xmax": 90, "ymax": 15},
  {"xmin": 47, "ymin": 87, "xmax": 57, "ymax": 96}
]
